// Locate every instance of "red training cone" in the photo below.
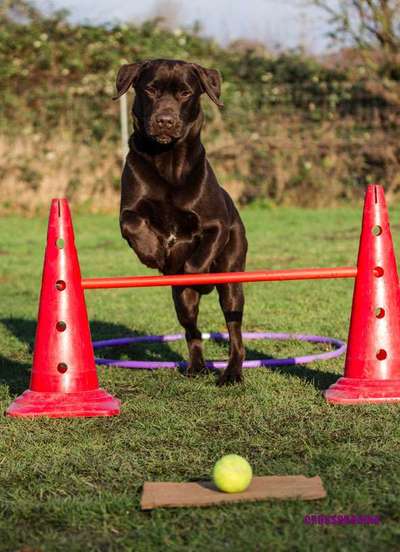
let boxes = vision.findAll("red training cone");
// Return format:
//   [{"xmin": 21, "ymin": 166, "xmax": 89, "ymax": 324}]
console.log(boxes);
[
  {"xmin": 6, "ymin": 199, "xmax": 120, "ymax": 417},
  {"xmin": 325, "ymin": 184, "xmax": 400, "ymax": 404}
]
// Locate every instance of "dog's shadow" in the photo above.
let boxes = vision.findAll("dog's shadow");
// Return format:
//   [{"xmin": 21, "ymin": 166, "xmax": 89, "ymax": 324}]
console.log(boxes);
[
  {"xmin": 0, "ymin": 317, "xmax": 339, "ymax": 394},
  {"xmin": 213, "ymin": 337, "xmax": 339, "ymax": 390},
  {"xmin": 94, "ymin": 321, "xmax": 342, "ymax": 392}
]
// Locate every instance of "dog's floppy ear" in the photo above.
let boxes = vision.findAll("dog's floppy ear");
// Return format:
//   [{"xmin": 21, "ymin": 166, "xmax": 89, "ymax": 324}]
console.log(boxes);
[
  {"xmin": 191, "ymin": 64, "xmax": 223, "ymax": 108},
  {"xmin": 113, "ymin": 62, "xmax": 147, "ymax": 100}
]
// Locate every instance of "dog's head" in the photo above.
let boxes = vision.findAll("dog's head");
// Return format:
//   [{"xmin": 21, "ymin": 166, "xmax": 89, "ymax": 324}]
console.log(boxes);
[{"xmin": 113, "ymin": 59, "xmax": 223, "ymax": 145}]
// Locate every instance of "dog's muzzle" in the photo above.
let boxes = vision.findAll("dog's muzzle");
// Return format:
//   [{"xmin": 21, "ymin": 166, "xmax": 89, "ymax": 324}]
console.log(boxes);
[{"xmin": 148, "ymin": 113, "xmax": 182, "ymax": 144}]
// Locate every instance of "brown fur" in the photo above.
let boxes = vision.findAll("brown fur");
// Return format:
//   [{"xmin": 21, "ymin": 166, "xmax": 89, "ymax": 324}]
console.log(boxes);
[{"xmin": 114, "ymin": 59, "xmax": 247, "ymax": 385}]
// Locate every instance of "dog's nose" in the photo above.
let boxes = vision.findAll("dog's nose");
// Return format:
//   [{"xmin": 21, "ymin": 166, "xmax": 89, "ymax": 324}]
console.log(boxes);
[{"xmin": 156, "ymin": 113, "xmax": 174, "ymax": 129}]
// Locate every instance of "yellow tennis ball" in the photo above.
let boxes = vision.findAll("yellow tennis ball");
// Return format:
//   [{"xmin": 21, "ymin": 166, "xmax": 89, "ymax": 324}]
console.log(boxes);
[{"xmin": 212, "ymin": 454, "xmax": 253, "ymax": 493}]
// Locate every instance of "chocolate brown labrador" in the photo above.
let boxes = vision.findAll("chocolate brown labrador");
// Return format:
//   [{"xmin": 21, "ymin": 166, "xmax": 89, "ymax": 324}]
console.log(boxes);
[{"xmin": 114, "ymin": 59, "xmax": 247, "ymax": 385}]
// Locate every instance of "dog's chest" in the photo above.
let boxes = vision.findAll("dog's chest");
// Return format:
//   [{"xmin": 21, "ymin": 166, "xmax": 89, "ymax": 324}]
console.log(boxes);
[{"xmin": 139, "ymin": 199, "xmax": 200, "ymax": 246}]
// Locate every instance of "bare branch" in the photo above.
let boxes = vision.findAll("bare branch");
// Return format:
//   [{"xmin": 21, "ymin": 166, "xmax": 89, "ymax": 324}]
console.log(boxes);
[{"xmin": 308, "ymin": 0, "xmax": 400, "ymax": 52}]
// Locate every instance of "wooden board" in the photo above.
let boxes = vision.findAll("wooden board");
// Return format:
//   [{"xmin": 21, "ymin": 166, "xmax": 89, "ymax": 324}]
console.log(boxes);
[{"xmin": 140, "ymin": 475, "xmax": 326, "ymax": 510}]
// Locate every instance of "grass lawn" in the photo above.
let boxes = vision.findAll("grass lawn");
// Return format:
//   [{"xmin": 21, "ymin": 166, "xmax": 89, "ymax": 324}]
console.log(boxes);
[{"xmin": 1, "ymin": 202, "xmax": 400, "ymax": 551}]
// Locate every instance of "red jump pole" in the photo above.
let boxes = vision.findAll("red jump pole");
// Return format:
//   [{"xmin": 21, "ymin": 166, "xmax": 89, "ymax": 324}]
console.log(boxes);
[{"xmin": 81, "ymin": 266, "xmax": 357, "ymax": 290}]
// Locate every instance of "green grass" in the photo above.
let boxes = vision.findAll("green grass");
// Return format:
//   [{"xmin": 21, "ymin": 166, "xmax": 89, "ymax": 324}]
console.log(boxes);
[{"xmin": 1, "ymin": 204, "xmax": 400, "ymax": 551}]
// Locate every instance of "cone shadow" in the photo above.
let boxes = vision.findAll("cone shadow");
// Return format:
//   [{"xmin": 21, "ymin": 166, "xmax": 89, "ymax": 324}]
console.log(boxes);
[
  {"xmin": 90, "ymin": 320, "xmax": 185, "ymax": 364},
  {"xmin": 0, "ymin": 317, "xmax": 184, "ymax": 386},
  {"xmin": 0, "ymin": 355, "xmax": 31, "ymax": 396}
]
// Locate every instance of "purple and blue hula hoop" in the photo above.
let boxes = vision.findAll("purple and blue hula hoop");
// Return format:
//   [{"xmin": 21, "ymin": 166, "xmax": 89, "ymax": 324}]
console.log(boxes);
[{"xmin": 93, "ymin": 331, "xmax": 346, "ymax": 370}]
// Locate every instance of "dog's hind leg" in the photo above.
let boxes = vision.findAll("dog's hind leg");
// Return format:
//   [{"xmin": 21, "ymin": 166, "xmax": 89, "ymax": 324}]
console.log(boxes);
[
  {"xmin": 213, "ymin": 220, "xmax": 247, "ymax": 385},
  {"xmin": 172, "ymin": 286, "xmax": 207, "ymax": 376}
]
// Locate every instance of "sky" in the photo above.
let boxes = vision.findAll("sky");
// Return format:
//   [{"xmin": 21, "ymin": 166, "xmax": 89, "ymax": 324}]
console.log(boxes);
[{"xmin": 36, "ymin": 0, "xmax": 334, "ymax": 53}]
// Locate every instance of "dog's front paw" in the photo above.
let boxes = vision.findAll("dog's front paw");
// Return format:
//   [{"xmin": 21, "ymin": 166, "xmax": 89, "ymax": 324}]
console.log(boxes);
[{"xmin": 217, "ymin": 368, "xmax": 243, "ymax": 386}]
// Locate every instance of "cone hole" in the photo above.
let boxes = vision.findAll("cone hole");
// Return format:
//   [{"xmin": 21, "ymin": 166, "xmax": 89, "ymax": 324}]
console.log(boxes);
[
  {"xmin": 372, "ymin": 225, "xmax": 382, "ymax": 236},
  {"xmin": 57, "ymin": 362, "xmax": 68, "ymax": 373},
  {"xmin": 56, "ymin": 321, "xmax": 67, "ymax": 332},
  {"xmin": 374, "ymin": 267, "xmax": 384, "ymax": 278},
  {"xmin": 376, "ymin": 349, "xmax": 387, "ymax": 361},
  {"xmin": 375, "ymin": 307, "xmax": 385, "ymax": 319},
  {"xmin": 55, "ymin": 280, "xmax": 66, "ymax": 291},
  {"xmin": 56, "ymin": 238, "xmax": 64, "ymax": 249}
]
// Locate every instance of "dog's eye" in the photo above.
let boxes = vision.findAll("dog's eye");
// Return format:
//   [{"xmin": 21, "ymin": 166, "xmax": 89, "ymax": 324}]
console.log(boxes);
[{"xmin": 179, "ymin": 90, "xmax": 192, "ymax": 98}]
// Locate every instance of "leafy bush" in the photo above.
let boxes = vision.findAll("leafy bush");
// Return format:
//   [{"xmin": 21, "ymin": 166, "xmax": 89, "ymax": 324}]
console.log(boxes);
[{"xmin": 1, "ymin": 1, "xmax": 399, "ymax": 212}]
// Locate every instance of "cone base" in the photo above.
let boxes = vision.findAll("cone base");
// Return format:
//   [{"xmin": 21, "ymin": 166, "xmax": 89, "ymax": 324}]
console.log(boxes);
[
  {"xmin": 6, "ymin": 388, "xmax": 120, "ymax": 418},
  {"xmin": 324, "ymin": 377, "xmax": 400, "ymax": 404}
]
